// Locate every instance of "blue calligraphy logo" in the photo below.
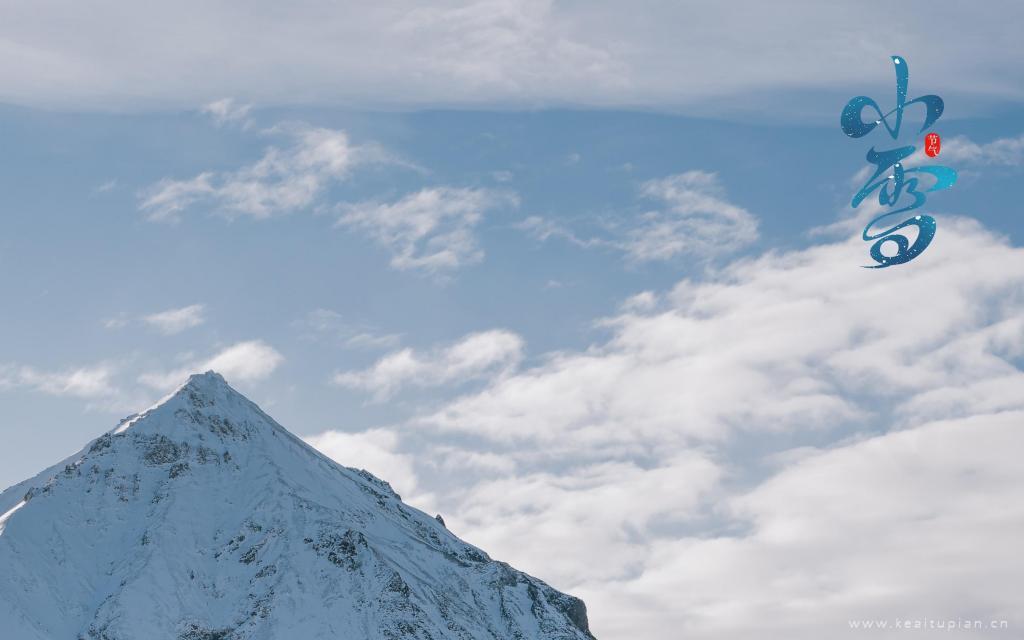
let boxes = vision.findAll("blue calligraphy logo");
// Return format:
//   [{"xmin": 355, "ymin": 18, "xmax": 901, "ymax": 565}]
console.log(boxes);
[{"xmin": 841, "ymin": 55, "xmax": 957, "ymax": 268}]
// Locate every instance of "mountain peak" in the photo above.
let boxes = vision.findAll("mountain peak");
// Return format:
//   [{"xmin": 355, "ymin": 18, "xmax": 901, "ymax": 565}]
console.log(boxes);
[
  {"xmin": 113, "ymin": 370, "xmax": 273, "ymax": 441},
  {"xmin": 0, "ymin": 376, "xmax": 596, "ymax": 639},
  {"xmin": 184, "ymin": 369, "xmax": 229, "ymax": 390},
  {"xmin": 173, "ymin": 369, "xmax": 244, "ymax": 408}
]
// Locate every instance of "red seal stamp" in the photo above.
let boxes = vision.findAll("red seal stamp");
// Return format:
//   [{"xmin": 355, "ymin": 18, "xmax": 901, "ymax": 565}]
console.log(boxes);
[{"xmin": 924, "ymin": 132, "xmax": 941, "ymax": 157}]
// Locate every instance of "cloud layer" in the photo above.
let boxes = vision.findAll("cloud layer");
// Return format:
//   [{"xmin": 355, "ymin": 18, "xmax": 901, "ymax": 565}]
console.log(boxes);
[
  {"xmin": 2, "ymin": 1, "xmax": 1022, "ymax": 114},
  {"xmin": 333, "ymin": 329, "xmax": 523, "ymax": 400},
  {"xmin": 310, "ymin": 217, "xmax": 1024, "ymax": 639}
]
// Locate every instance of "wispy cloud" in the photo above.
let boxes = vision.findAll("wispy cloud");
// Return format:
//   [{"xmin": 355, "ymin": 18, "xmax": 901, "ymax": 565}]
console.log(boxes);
[
  {"xmin": 517, "ymin": 215, "xmax": 610, "ymax": 250},
  {"xmin": 139, "ymin": 340, "xmax": 284, "ymax": 391},
  {"xmin": 138, "ymin": 173, "xmax": 215, "ymax": 222},
  {"xmin": 139, "ymin": 123, "xmax": 390, "ymax": 222},
  {"xmin": 0, "ymin": 363, "xmax": 118, "ymax": 400},
  {"xmin": 333, "ymin": 329, "xmax": 523, "ymax": 400},
  {"xmin": 337, "ymin": 187, "xmax": 519, "ymax": 274},
  {"xmin": 849, "ymin": 132, "xmax": 1024, "ymax": 190},
  {"xmin": 102, "ymin": 313, "xmax": 131, "ymax": 330},
  {"xmin": 925, "ymin": 132, "xmax": 1024, "ymax": 166},
  {"xmin": 521, "ymin": 170, "xmax": 758, "ymax": 263},
  {"xmin": 102, "ymin": 305, "xmax": 206, "ymax": 334},
  {"xmin": 92, "ymin": 179, "xmax": 117, "ymax": 195},
  {"xmin": 143, "ymin": 304, "xmax": 206, "ymax": 335},
  {"xmin": 2, "ymin": 341, "xmax": 284, "ymax": 411},
  {"xmin": 201, "ymin": 98, "xmax": 253, "ymax": 128},
  {"xmin": 294, "ymin": 309, "xmax": 401, "ymax": 350},
  {"xmin": 619, "ymin": 290, "xmax": 658, "ymax": 312},
  {"xmin": 626, "ymin": 171, "xmax": 759, "ymax": 261},
  {"xmin": 831, "ymin": 132, "xmax": 1024, "ymax": 239}
]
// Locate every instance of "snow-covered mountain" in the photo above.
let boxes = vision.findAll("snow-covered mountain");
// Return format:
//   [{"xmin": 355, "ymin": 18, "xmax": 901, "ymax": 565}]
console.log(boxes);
[{"xmin": 0, "ymin": 372, "xmax": 595, "ymax": 640}]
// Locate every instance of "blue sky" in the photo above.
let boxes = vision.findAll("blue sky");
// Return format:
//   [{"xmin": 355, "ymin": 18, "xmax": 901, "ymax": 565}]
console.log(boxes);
[{"xmin": 2, "ymin": 2, "xmax": 1024, "ymax": 638}]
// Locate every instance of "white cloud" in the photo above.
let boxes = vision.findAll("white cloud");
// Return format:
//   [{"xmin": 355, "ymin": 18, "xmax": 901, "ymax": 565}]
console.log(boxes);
[
  {"xmin": 203, "ymin": 341, "xmax": 283, "ymax": 381},
  {"xmin": 2, "ymin": 342, "xmax": 284, "ymax": 413},
  {"xmin": 0, "ymin": 363, "xmax": 118, "ymax": 399},
  {"xmin": 304, "ymin": 428, "xmax": 419, "ymax": 499},
  {"xmin": 92, "ymin": 179, "xmax": 117, "ymax": 194},
  {"xmin": 143, "ymin": 304, "xmax": 206, "ymax": 335},
  {"xmin": 626, "ymin": 171, "xmax": 759, "ymax": 261},
  {"xmin": 201, "ymin": 98, "xmax": 253, "ymax": 128},
  {"xmin": 1, "ymin": 2, "xmax": 1021, "ymax": 115},
  {"xmin": 429, "ymin": 445, "xmax": 518, "ymax": 475},
  {"xmin": 576, "ymin": 411, "xmax": 1024, "ymax": 639},
  {"xmin": 342, "ymin": 332, "xmax": 403, "ymax": 351},
  {"xmin": 453, "ymin": 454, "xmax": 722, "ymax": 587},
  {"xmin": 517, "ymin": 215, "xmax": 609, "ymax": 250},
  {"xmin": 102, "ymin": 312, "xmax": 130, "ymax": 330},
  {"xmin": 139, "ymin": 340, "xmax": 284, "ymax": 391},
  {"xmin": 924, "ymin": 133, "xmax": 1024, "ymax": 167},
  {"xmin": 366, "ymin": 217, "xmax": 1024, "ymax": 639},
  {"xmin": 432, "ymin": 218, "xmax": 1023, "ymax": 447},
  {"xmin": 619, "ymin": 290, "xmax": 657, "ymax": 312},
  {"xmin": 848, "ymin": 133, "xmax": 1024, "ymax": 191},
  {"xmin": 521, "ymin": 171, "xmax": 758, "ymax": 263},
  {"xmin": 337, "ymin": 187, "xmax": 518, "ymax": 273},
  {"xmin": 333, "ymin": 329, "xmax": 523, "ymax": 399},
  {"xmin": 139, "ymin": 123, "xmax": 385, "ymax": 222},
  {"xmin": 138, "ymin": 173, "xmax": 215, "ymax": 222},
  {"xmin": 828, "ymin": 132, "xmax": 1024, "ymax": 241}
]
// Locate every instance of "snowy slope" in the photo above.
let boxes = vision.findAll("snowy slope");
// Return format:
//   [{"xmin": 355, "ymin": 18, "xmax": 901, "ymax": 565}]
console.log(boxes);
[{"xmin": 0, "ymin": 372, "xmax": 595, "ymax": 640}]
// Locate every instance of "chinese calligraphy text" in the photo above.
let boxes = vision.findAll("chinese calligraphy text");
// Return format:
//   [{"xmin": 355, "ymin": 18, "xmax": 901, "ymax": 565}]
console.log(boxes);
[{"xmin": 840, "ymin": 56, "xmax": 957, "ymax": 268}]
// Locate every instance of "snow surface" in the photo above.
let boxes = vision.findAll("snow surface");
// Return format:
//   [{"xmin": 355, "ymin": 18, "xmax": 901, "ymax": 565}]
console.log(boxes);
[
  {"xmin": 0, "ymin": 499, "xmax": 27, "ymax": 536},
  {"xmin": 0, "ymin": 371, "xmax": 595, "ymax": 639}
]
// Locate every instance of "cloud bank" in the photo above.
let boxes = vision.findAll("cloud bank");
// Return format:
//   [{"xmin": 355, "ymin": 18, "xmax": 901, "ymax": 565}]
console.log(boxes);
[
  {"xmin": 2, "ymin": 1, "xmax": 1022, "ymax": 114},
  {"xmin": 310, "ymin": 217, "xmax": 1024, "ymax": 639}
]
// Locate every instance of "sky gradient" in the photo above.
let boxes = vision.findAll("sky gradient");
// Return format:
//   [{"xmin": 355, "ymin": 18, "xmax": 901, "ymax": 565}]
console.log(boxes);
[{"xmin": 2, "ymin": 2, "xmax": 1023, "ymax": 638}]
